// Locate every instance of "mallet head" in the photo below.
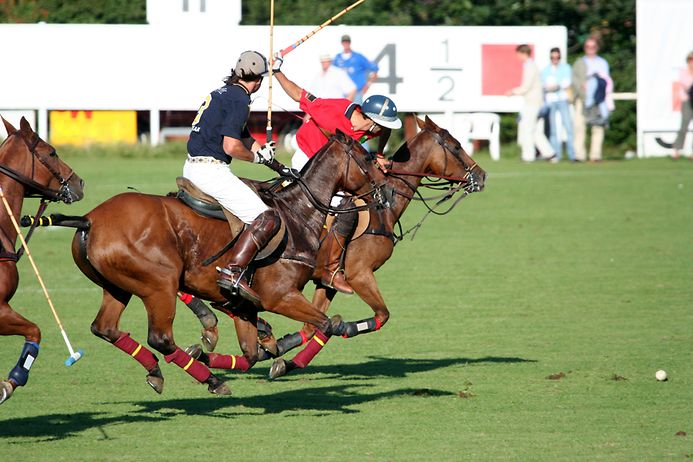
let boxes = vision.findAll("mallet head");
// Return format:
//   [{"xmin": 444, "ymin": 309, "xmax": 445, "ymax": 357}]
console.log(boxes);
[{"xmin": 64, "ymin": 349, "xmax": 84, "ymax": 367}]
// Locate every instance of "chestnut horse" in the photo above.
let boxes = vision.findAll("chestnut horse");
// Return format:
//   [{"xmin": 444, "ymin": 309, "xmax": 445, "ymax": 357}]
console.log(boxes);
[
  {"xmin": 183, "ymin": 116, "xmax": 486, "ymax": 378},
  {"xmin": 64, "ymin": 132, "xmax": 385, "ymax": 396},
  {"xmin": 0, "ymin": 117, "xmax": 84, "ymax": 405},
  {"xmin": 266, "ymin": 115, "xmax": 487, "ymax": 378}
]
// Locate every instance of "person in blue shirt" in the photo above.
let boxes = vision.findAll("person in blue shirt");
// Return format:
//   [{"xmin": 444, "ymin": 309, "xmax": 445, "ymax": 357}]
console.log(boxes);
[
  {"xmin": 541, "ymin": 47, "xmax": 575, "ymax": 162},
  {"xmin": 333, "ymin": 34, "xmax": 379, "ymax": 104}
]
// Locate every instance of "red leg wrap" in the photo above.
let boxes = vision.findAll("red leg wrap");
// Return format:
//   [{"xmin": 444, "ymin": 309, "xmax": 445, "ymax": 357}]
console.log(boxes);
[
  {"xmin": 299, "ymin": 330, "xmax": 309, "ymax": 344},
  {"xmin": 292, "ymin": 330, "xmax": 330, "ymax": 369},
  {"xmin": 114, "ymin": 332, "xmax": 158, "ymax": 370},
  {"xmin": 207, "ymin": 353, "xmax": 251, "ymax": 372},
  {"xmin": 178, "ymin": 292, "xmax": 193, "ymax": 304},
  {"xmin": 164, "ymin": 347, "xmax": 211, "ymax": 383}
]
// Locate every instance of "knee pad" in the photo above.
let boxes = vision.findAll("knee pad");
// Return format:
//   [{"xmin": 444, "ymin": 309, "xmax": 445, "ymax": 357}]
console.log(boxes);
[{"xmin": 8, "ymin": 341, "xmax": 40, "ymax": 387}]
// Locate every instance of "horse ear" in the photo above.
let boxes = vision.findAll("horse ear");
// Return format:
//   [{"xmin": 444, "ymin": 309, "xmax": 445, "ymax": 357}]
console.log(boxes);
[
  {"xmin": 415, "ymin": 114, "xmax": 425, "ymax": 130},
  {"xmin": 2, "ymin": 116, "xmax": 17, "ymax": 136},
  {"xmin": 424, "ymin": 115, "xmax": 440, "ymax": 131},
  {"xmin": 19, "ymin": 117, "xmax": 33, "ymax": 133},
  {"xmin": 19, "ymin": 117, "xmax": 39, "ymax": 145}
]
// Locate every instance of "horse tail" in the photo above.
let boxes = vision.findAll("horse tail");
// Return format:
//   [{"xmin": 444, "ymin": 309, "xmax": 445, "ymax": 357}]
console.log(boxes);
[{"xmin": 21, "ymin": 214, "xmax": 90, "ymax": 230}]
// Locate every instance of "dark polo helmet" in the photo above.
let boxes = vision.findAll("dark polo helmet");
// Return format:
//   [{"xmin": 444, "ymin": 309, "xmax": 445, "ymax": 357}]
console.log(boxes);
[
  {"xmin": 233, "ymin": 50, "xmax": 269, "ymax": 80},
  {"xmin": 361, "ymin": 95, "xmax": 402, "ymax": 129}
]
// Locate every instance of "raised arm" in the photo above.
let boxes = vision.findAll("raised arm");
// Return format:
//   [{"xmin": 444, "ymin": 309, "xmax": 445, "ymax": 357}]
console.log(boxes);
[{"xmin": 274, "ymin": 72, "xmax": 303, "ymax": 102}]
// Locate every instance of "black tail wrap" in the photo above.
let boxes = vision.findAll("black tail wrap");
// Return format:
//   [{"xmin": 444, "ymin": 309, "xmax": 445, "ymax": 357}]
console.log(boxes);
[{"xmin": 20, "ymin": 214, "xmax": 90, "ymax": 229}]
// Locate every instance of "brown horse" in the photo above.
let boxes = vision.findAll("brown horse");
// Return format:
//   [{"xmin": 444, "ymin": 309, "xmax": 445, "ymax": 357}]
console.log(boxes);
[
  {"xmin": 183, "ymin": 116, "xmax": 487, "ymax": 378},
  {"xmin": 0, "ymin": 117, "xmax": 84, "ymax": 404},
  {"xmin": 64, "ymin": 132, "xmax": 386, "ymax": 396},
  {"xmin": 265, "ymin": 115, "xmax": 487, "ymax": 378}
]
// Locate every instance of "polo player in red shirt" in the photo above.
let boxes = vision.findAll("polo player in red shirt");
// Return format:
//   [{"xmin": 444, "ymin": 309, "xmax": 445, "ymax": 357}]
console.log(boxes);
[{"xmin": 274, "ymin": 69, "xmax": 401, "ymax": 295}]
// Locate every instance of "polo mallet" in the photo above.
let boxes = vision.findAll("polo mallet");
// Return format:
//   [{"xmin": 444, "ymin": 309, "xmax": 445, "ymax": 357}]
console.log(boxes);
[
  {"xmin": 277, "ymin": 0, "xmax": 366, "ymax": 58},
  {"xmin": 266, "ymin": 0, "xmax": 275, "ymax": 144},
  {"xmin": 0, "ymin": 185, "xmax": 84, "ymax": 366}
]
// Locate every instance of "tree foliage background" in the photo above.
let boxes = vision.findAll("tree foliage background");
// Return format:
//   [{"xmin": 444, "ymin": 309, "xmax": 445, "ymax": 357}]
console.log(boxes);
[{"xmin": 1, "ymin": 0, "xmax": 636, "ymax": 149}]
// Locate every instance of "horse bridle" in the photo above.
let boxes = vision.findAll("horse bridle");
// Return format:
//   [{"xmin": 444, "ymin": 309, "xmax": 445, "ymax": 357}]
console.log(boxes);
[
  {"xmin": 383, "ymin": 126, "xmax": 485, "ymax": 242},
  {"xmin": 0, "ymin": 131, "xmax": 76, "ymax": 203},
  {"xmin": 288, "ymin": 136, "xmax": 389, "ymax": 215}
]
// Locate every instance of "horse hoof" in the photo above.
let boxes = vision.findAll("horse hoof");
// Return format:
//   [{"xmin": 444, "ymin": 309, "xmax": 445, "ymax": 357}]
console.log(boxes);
[
  {"xmin": 146, "ymin": 365, "xmax": 165, "ymax": 394},
  {"xmin": 269, "ymin": 358, "xmax": 287, "ymax": 380},
  {"xmin": 0, "ymin": 381, "xmax": 14, "ymax": 405},
  {"xmin": 185, "ymin": 344, "xmax": 203, "ymax": 359},
  {"xmin": 201, "ymin": 326, "xmax": 218, "ymax": 352},
  {"xmin": 209, "ymin": 382, "xmax": 232, "ymax": 396},
  {"xmin": 207, "ymin": 375, "xmax": 232, "ymax": 396}
]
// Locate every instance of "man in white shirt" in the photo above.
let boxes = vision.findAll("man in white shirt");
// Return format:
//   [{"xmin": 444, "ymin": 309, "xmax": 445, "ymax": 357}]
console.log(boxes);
[
  {"xmin": 507, "ymin": 44, "xmax": 555, "ymax": 162},
  {"xmin": 309, "ymin": 53, "xmax": 357, "ymax": 101}
]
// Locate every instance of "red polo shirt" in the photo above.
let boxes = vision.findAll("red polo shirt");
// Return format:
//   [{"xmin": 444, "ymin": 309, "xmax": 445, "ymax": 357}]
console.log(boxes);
[{"xmin": 296, "ymin": 90, "xmax": 376, "ymax": 158}]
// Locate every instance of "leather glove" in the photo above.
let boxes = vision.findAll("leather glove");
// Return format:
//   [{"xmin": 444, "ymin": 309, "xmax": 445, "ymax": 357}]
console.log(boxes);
[
  {"xmin": 271, "ymin": 53, "xmax": 283, "ymax": 73},
  {"xmin": 254, "ymin": 141, "xmax": 276, "ymax": 164}
]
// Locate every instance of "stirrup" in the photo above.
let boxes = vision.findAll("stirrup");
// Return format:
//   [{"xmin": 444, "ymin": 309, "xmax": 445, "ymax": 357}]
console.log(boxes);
[{"xmin": 216, "ymin": 266, "xmax": 245, "ymax": 293}]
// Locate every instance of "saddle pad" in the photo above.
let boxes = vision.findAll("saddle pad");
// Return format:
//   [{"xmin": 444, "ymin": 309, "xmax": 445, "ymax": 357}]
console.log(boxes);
[
  {"xmin": 175, "ymin": 177, "xmax": 286, "ymax": 260},
  {"xmin": 324, "ymin": 198, "xmax": 370, "ymax": 240}
]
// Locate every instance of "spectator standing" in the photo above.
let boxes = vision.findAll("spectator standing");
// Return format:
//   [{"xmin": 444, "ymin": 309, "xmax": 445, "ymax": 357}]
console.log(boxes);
[
  {"xmin": 541, "ymin": 47, "xmax": 575, "ymax": 162},
  {"xmin": 309, "ymin": 53, "xmax": 357, "ymax": 100},
  {"xmin": 672, "ymin": 51, "xmax": 693, "ymax": 160},
  {"xmin": 572, "ymin": 37, "xmax": 612, "ymax": 162},
  {"xmin": 507, "ymin": 44, "xmax": 555, "ymax": 162},
  {"xmin": 333, "ymin": 34, "xmax": 378, "ymax": 104}
]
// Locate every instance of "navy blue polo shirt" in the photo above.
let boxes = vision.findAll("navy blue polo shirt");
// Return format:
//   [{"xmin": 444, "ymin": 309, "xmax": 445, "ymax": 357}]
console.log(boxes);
[{"xmin": 187, "ymin": 83, "xmax": 252, "ymax": 163}]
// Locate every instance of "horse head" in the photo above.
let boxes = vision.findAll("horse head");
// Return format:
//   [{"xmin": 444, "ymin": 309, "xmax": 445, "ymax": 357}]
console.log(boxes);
[
  {"xmin": 1, "ymin": 117, "xmax": 84, "ymax": 203},
  {"xmin": 407, "ymin": 115, "xmax": 486, "ymax": 193},
  {"xmin": 305, "ymin": 129, "xmax": 387, "ymax": 208}
]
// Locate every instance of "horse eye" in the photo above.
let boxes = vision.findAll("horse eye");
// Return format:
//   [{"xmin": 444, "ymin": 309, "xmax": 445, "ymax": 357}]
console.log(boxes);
[{"xmin": 49, "ymin": 151, "xmax": 57, "ymax": 157}]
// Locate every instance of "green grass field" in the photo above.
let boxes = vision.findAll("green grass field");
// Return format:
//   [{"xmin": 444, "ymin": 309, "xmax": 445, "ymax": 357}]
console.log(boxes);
[{"xmin": 1, "ymin": 147, "xmax": 692, "ymax": 461}]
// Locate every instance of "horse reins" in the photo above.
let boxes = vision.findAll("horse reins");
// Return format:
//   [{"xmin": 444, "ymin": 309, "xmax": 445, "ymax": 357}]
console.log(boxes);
[{"xmin": 383, "ymin": 127, "xmax": 482, "ymax": 242}]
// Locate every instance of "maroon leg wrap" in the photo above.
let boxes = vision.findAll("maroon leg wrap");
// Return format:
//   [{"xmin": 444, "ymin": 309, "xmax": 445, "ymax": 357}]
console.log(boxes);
[
  {"xmin": 292, "ymin": 330, "xmax": 330, "ymax": 369},
  {"xmin": 207, "ymin": 353, "xmax": 251, "ymax": 372},
  {"xmin": 113, "ymin": 332, "xmax": 158, "ymax": 370},
  {"xmin": 164, "ymin": 347, "xmax": 212, "ymax": 383}
]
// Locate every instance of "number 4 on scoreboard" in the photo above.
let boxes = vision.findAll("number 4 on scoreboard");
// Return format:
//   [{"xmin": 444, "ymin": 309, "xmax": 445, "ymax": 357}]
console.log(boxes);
[{"xmin": 373, "ymin": 44, "xmax": 403, "ymax": 94}]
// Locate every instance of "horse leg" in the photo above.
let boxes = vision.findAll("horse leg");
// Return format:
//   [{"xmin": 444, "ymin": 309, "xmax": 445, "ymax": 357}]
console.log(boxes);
[
  {"xmin": 142, "ymin": 291, "xmax": 230, "ymax": 396},
  {"xmin": 338, "ymin": 269, "xmax": 390, "ymax": 338},
  {"xmin": 177, "ymin": 291, "xmax": 218, "ymax": 351},
  {"xmin": 90, "ymin": 287, "xmax": 166, "ymax": 394},
  {"xmin": 187, "ymin": 309, "xmax": 259, "ymax": 373},
  {"xmin": 0, "ymin": 264, "xmax": 40, "ymax": 404},
  {"xmin": 268, "ymin": 285, "xmax": 338, "ymax": 360},
  {"xmin": 267, "ymin": 291, "xmax": 345, "ymax": 380}
]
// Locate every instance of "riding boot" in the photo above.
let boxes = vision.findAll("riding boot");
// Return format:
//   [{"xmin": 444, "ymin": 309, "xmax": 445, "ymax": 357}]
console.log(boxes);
[
  {"xmin": 321, "ymin": 228, "xmax": 354, "ymax": 294},
  {"xmin": 217, "ymin": 209, "xmax": 281, "ymax": 305},
  {"xmin": 320, "ymin": 201, "xmax": 358, "ymax": 294}
]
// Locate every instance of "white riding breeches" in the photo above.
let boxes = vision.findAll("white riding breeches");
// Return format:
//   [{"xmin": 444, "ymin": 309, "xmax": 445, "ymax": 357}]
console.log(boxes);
[
  {"xmin": 291, "ymin": 147, "xmax": 310, "ymax": 171},
  {"xmin": 183, "ymin": 156, "xmax": 268, "ymax": 224}
]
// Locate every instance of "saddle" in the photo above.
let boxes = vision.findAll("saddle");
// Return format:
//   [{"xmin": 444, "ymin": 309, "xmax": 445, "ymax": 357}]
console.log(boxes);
[
  {"xmin": 324, "ymin": 198, "xmax": 371, "ymax": 241},
  {"xmin": 175, "ymin": 177, "xmax": 286, "ymax": 261}
]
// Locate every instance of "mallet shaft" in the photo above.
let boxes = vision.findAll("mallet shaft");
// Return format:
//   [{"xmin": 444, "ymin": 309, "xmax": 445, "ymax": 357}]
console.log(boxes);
[
  {"xmin": 0, "ymin": 186, "xmax": 76, "ymax": 353},
  {"xmin": 278, "ymin": 0, "xmax": 366, "ymax": 57}
]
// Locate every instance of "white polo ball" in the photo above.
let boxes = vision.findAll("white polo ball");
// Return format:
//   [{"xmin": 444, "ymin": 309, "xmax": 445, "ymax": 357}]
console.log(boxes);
[{"xmin": 655, "ymin": 370, "xmax": 667, "ymax": 381}]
